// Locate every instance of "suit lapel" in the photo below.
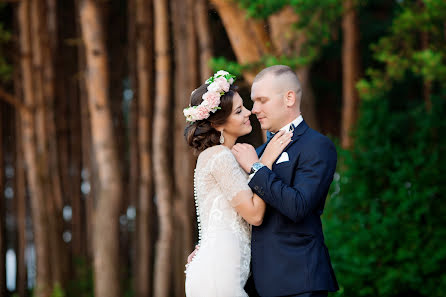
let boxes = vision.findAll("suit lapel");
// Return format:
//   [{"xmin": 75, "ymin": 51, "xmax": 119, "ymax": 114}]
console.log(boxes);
[{"xmin": 283, "ymin": 120, "xmax": 309, "ymax": 151}]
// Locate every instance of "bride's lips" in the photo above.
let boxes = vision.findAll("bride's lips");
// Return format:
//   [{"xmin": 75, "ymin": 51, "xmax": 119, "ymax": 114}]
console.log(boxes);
[{"xmin": 244, "ymin": 119, "xmax": 251, "ymax": 126}]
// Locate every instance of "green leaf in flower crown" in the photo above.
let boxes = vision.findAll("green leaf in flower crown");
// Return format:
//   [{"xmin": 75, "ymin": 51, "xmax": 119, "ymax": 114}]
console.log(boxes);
[
  {"xmin": 205, "ymin": 76, "xmax": 214, "ymax": 84},
  {"xmin": 224, "ymin": 73, "xmax": 236, "ymax": 82}
]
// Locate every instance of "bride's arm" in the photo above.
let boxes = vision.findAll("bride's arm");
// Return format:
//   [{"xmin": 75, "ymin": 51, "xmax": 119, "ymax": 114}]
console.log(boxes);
[
  {"xmin": 231, "ymin": 130, "xmax": 293, "ymax": 226},
  {"xmin": 233, "ymin": 192, "xmax": 266, "ymax": 226}
]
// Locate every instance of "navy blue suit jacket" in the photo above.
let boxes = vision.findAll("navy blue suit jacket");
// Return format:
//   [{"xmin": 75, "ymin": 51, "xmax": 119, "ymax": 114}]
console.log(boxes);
[{"xmin": 249, "ymin": 120, "xmax": 339, "ymax": 296}]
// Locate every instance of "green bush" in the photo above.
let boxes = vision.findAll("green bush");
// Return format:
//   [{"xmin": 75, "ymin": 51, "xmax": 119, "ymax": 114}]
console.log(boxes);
[{"xmin": 323, "ymin": 96, "xmax": 446, "ymax": 297}]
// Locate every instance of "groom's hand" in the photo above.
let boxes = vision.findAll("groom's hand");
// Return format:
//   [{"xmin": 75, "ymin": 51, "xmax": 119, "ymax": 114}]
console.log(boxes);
[
  {"xmin": 187, "ymin": 245, "xmax": 199, "ymax": 264},
  {"xmin": 232, "ymin": 143, "xmax": 259, "ymax": 173}
]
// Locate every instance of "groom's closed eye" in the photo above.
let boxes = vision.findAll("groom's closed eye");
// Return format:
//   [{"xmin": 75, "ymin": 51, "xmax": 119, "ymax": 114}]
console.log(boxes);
[{"xmin": 253, "ymin": 97, "xmax": 268, "ymax": 103}]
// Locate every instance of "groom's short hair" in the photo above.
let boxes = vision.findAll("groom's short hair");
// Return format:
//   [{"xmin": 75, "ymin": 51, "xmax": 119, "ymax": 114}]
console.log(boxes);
[{"xmin": 253, "ymin": 65, "xmax": 302, "ymax": 101}]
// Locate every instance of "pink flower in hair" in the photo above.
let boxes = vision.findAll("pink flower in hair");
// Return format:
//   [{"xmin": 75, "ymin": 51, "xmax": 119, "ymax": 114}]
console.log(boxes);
[
  {"xmin": 207, "ymin": 81, "xmax": 221, "ymax": 93},
  {"xmin": 214, "ymin": 76, "xmax": 230, "ymax": 92},
  {"xmin": 195, "ymin": 105, "xmax": 210, "ymax": 120},
  {"xmin": 183, "ymin": 70, "xmax": 236, "ymax": 123},
  {"xmin": 202, "ymin": 91, "xmax": 221, "ymax": 110}
]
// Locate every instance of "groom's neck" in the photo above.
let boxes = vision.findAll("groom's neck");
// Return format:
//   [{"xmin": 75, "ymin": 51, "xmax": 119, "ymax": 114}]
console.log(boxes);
[{"xmin": 269, "ymin": 111, "xmax": 301, "ymax": 132}]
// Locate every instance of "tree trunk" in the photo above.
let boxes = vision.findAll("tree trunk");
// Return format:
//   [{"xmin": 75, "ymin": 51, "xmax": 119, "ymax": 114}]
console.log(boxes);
[
  {"xmin": 0, "ymin": 102, "xmax": 5, "ymax": 297},
  {"xmin": 341, "ymin": 0, "xmax": 360, "ymax": 149},
  {"xmin": 75, "ymin": 0, "xmax": 95, "ymax": 262},
  {"xmin": 210, "ymin": 0, "xmax": 273, "ymax": 83},
  {"xmin": 30, "ymin": 0, "xmax": 68, "ymax": 288},
  {"xmin": 16, "ymin": 113, "xmax": 28, "ymax": 297},
  {"xmin": 297, "ymin": 66, "xmax": 319, "ymax": 131},
  {"xmin": 41, "ymin": 0, "xmax": 70, "ymax": 285},
  {"xmin": 127, "ymin": 0, "xmax": 141, "ymax": 293},
  {"xmin": 128, "ymin": 0, "xmax": 139, "ymax": 209},
  {"xmin": 18, "ymin": 1, "xmax": 52, "ymax": 296},
  {"xmin": 172, "ymin": 0, "xmax": 197, "ymax": 294},
  {"xmin": 134, "ymin": 0, "xmax": 155, "ymax": 296},
  {"xmin": 14, "ymin": 58, "xmax": 28, "ymax": 297},
  {"xmin": 69, "ymin": 69, "xmax": 83, "ymax": 260},
  {"xmin": 80, "ymin": 71, "xmax": 95, "ymax": 261},
  {"xmin": 153, "ymin": 0, "xmax": 174, "ymax": 296},
  {"xmin": 194, "ymin": 0, "xmax": 213, "ymax": 81},
  {"xmin": 268, "ymin": 6, "xmax": 319, "ymax": 131},
  {"xmin": 79, "ymin": 2, "xmax": 123, "ymax": 297}
]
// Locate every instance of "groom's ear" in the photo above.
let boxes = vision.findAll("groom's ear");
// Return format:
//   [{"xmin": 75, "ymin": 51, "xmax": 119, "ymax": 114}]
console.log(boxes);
[{"xmin": 285, "ymin": 90, "xmax": 296, "ymax": 107}]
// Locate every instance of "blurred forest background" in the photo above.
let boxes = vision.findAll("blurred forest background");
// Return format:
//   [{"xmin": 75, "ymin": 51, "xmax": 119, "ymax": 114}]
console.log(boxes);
[{"xmin": 0, "ymin": 0, "xmax": 445, "ymax": 296}]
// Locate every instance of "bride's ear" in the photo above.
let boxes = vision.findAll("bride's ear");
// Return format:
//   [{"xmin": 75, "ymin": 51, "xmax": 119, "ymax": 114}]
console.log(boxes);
[{"xmin": 211, "ymin": 123, "xmax": 223, "ymax": 132}]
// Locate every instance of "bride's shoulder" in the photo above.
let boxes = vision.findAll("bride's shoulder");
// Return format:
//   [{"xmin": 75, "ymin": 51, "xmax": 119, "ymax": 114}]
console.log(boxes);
[
  {"xmin": 198, "ymin": 145, "xmax": 233, "ymax": 164},
  {"xmin": 198, "ymin": 144, "xmax": 232, "ymax": 158}
]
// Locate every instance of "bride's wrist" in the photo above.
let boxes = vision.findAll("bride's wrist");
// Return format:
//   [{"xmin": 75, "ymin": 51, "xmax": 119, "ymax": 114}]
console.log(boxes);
[{"xmin": 260, "ymin": 158, "xmax": 272, "ymax": 169}]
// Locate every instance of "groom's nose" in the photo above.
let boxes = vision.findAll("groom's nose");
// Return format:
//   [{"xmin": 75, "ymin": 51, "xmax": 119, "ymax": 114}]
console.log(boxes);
[{"xmin": 251, "ymin": 102, "xmax": 260, "ymax": 114}]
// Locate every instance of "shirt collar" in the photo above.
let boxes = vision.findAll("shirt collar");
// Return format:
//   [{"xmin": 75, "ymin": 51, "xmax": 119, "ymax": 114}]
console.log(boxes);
[{"xmin": 278, "ymin": 115, "xmax": 303, "ymax": 132}]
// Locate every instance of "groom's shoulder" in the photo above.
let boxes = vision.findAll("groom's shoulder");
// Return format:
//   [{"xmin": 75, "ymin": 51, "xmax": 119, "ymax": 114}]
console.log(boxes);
[{"xmin": 302, "ymin": 127, "xmax": 336, "ymax": 151}]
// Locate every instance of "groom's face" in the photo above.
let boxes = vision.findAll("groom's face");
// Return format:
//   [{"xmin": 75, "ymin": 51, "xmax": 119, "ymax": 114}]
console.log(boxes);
[{"xmin": 250, "ymin": 76, "xmax": 287, "ymax": 132}]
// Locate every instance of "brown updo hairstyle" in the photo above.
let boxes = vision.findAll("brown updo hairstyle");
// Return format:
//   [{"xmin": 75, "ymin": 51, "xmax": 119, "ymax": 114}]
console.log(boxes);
[{"xmin": 184, "ymin": 83, "xmax": 238, "ymax": 155}]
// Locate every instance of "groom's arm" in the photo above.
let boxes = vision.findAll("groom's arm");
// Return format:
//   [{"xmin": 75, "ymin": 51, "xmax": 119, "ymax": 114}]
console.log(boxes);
[{"xmin": 249, "ymin": 139, "xmax": 337, "ymax": 223}]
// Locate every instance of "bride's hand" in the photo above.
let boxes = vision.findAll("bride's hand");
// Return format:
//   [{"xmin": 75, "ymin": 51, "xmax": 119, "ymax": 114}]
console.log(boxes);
[{"xmin": 261, "ymin": 130, "xmax": 292, "ymax": 169}]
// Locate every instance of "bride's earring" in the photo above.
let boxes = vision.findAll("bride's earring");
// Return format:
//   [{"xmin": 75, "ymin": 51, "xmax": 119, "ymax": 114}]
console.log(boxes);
[{"xmin": 219, "ymin": 131, "xmax": 225, "ymax": 144}]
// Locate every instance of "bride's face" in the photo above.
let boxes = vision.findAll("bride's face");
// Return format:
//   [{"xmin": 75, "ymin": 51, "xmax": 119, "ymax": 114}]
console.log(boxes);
[{"xmin": 220, "ymin": 92, "xmax": 252, "ymax": 138}]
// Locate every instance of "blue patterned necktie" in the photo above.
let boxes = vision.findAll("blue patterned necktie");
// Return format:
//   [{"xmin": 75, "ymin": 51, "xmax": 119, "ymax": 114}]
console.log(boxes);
[{"xmin": 266, "ymin": 123, "xmax": 295, "ymax": 142}]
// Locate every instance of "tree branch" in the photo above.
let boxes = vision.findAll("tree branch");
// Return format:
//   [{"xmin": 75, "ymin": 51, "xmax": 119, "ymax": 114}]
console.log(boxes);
[{"xmin": 0, "ymin": 87, "xmax": 31, "ymax": 115}]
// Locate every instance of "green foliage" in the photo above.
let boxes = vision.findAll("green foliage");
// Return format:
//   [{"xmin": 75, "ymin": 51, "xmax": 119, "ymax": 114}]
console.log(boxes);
[
  {"xmin": 0, "ymin": 4, "xmax": 12, "ymax": 82},
  {"xmin": 209, "ymin": 57, "xmax": 244, "ymax": 77},
  {"xmin": 66, "ymin": 257, "xmax": 94, "ymax": 297},
  {"xmin": 0, "ymin": 25, "xmax": 12, "ymax": 82},
  {"xmin": 64, "ymin": 257, "xmax": 134, "ymax": 297},
  {"xmin": 211, "ymin": 0, "xmax": 352, "ymax": 78},
  {"xmin": 50, "ymin": 283, "xmax": 66, "ymax": 297},
  {"xmin": 323, "ymin": 96, "xmax": 446, "ymax": 297},
  {"xmin": 357, "ymin": 0, "xmax": 446, "ymax": 100},
  {"xmin": 238, "ymin": 0, "xmax": 344, "ymax": 49},
  {"xmin": 209, "ymin": 54, "xmax": 312, "ymax": 78}
]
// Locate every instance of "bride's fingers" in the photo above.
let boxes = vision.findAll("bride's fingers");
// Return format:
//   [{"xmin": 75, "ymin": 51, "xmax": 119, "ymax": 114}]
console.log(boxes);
[
  {"xmin": 272, "ymin": 130, "xmax": 285, "ymax": 141},
  {"xmin": 275, "ymin": 132, "xmax": 292, "ymax": 145}
]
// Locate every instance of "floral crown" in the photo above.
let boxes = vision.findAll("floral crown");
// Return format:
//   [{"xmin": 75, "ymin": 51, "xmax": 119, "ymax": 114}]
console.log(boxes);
[{"xmin": 183, "ymin": 70, "xmax": 236, "ymax": 123}]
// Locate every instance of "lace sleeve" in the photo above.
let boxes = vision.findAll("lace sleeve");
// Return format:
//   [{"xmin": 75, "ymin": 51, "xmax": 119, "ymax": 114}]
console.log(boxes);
[{"xmin": 209, "ymin": 147, "xmax": 252, "ymax": 206}]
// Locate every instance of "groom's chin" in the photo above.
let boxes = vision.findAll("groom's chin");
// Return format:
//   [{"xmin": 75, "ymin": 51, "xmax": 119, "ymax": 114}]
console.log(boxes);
[{"xmin": 259, "ymin": 123, "xmax": 269, "ymax": 131}]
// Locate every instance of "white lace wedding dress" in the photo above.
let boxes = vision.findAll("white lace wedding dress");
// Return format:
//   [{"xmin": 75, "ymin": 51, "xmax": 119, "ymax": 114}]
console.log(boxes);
[{"xmin": 185, "ymin": 145, "xmax": 252, "ymax": 297}]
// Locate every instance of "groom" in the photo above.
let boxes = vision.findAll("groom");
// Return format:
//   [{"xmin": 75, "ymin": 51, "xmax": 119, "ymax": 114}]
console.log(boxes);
[{"xmin": 232, "ymin": 65, "xmax": 339, "ymax": 297}]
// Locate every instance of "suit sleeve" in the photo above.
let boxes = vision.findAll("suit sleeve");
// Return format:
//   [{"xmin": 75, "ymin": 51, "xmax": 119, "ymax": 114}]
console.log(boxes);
[{"xmin": 249, "ymin": 138, "xmax": 337, "ymax": 222}]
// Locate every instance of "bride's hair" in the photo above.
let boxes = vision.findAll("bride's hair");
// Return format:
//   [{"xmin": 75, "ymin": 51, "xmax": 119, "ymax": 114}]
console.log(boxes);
[{"xmin": 184, "ymin": 82, "xmax": 238, "ymax": 154}]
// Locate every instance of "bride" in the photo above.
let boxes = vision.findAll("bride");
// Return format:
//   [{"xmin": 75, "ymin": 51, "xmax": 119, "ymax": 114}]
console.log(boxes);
[{"xmin": 183, "ymin": 71, "xmax": 292, "ymax": 297}]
